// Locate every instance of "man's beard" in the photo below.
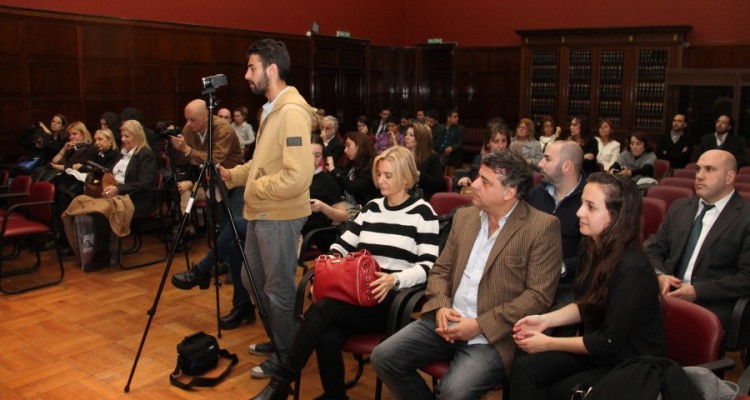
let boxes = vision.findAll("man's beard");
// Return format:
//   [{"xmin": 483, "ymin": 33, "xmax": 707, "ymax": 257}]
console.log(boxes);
[{"xmin": 250, "ymin": 72, "xmax": 269, "ymax": 95}]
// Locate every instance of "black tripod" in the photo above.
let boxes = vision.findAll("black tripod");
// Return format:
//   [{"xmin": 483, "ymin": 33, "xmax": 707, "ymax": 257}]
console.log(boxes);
[{"xmin": 124, "ymin": 76, "xmax": 278, "ymax": 392}]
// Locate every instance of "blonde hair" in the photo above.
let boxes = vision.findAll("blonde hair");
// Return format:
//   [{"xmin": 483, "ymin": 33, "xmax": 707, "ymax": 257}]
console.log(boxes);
[
  {"xmin": 94, "ymin": 128, "xmax": 118, "ymax": 151},
  {"xmin": 518, "ymin": 118, "xmax": 536, "ymax": 141},
  {"xmin": 120, "ymin": 119, "xmax": 150, "ymax": 153},
  {"xmin": 372, "ymin": 145, "xmax": 418, "ymax": 191},
  {"xmin": 67, "ymin": 121, "xmax": 92, "ymax": 144}
]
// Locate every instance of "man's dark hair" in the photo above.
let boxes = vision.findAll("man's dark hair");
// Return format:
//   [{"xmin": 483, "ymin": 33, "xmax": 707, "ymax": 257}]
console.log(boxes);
[
  {"xmin": 386, "ymin": 115, "xmax": 400, "ymax": 125},
  {"xmin": 120, "ymin": 107, "xmax": 144, "ymax": 124},
  {"xmin": 481, "ymin": 150, "xmax": 533, "ymax": 200},
  {"xmin": 247, "ymin": 38, "xmax": 291, "ymax": 81},
  {"xmin": 717, "ymin": 114, "xmax": 734, "ymax": 130},
  {"xmin": 426, "ymin": 109, "xmax": 440, "ymax": 120}
]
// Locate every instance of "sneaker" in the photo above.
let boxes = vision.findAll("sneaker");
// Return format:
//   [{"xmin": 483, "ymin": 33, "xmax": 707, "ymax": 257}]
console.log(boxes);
[
  {"xmin": 248, "ymin": 341, "xmax": 275, "ymax": 357},
  {"xmin": 250, "ymin": 359, "xmax": 277, "ymax": 379}
]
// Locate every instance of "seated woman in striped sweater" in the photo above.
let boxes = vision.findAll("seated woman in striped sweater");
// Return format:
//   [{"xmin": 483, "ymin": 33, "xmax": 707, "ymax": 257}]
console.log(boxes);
[{"xmin": 251, "ymin": 145, "xmax": 440, "ymax": 400}]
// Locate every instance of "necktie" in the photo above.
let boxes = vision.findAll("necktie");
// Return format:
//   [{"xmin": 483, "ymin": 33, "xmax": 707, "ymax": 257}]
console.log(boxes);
[
  {"xmin": 377, "ymin": 122, "xmax": 385, "ymax": 135},
  {"xmin": 675, "ymin": 202, "xmax": 714, "ymax": 281}
]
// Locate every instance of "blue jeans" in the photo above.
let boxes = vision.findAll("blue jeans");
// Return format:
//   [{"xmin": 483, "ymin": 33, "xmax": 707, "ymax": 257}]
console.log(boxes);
[
  {"xmin": 195, "ymin": 215, "xmax": 250, "ymax": 308},
  {"xmin": 372, "ymin": 312, "xmax": 505, "ymax": 400},
  {"xmin": 241, "ymin": 217, "xmax": 306, "ymax": 367}
]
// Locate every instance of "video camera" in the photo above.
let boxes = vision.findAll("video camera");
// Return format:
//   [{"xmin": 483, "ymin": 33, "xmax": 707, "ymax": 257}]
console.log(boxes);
[
  {"xmin": 156, "ymin": 121, "xmax": 182, "ymax": 140},
  {"xmin": 201, "ymin": 74, "xmax": 227, "ymax": 94}
]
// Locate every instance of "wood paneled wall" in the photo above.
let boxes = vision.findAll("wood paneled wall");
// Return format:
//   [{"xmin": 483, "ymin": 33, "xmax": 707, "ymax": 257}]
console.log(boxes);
[{"xmin": 0, "ymin": 8, "xmax": 310, "ymax": 157}]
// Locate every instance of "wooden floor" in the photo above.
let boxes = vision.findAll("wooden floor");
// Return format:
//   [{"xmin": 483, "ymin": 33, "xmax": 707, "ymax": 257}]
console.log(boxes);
[
  {"xmin": 0, "ymin": 233, "xmax": 745, "ymax": 399},
  {"xmin": 0, "ymin": 234, "xmax": 401, "ymax": 400}
]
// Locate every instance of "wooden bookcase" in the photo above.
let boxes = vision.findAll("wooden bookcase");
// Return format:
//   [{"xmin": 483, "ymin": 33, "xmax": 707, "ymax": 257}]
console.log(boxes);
[{"xmin": 517, "ymin": 26, "xmax": 692, "ymax": 137}]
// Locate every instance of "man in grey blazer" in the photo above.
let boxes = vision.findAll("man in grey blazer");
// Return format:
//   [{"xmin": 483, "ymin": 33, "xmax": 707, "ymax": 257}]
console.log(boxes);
[
  {"xmin": 372, "ymin": 150, "xmax": 562, "ymax": 400},
  {"xmin": 646, "ymin": 149, "xmax": 750, "ymax": 329}
]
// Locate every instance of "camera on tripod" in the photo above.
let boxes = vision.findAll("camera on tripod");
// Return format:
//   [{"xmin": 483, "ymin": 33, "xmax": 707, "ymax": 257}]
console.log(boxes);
[
  {"xmin": 201, "ymin": 74, "xmax": 227, "ymax": 94},
  {"xmin": 156, "ymin": 121, "xmax": 182, "ymax": 140}
]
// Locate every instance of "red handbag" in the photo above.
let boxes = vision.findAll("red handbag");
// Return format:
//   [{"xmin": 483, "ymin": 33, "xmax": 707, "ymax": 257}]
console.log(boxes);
[{"xmin": 312, "ymin": 250, "xmax": 381, "ymax": 307}]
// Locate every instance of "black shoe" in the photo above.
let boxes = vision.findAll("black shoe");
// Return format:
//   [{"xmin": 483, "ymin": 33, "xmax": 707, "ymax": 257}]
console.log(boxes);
[
  {"xmin": 83, "ymin": 251, "xmax": 111, "ymax": 272},
  {"xmin": 250, "ymin": 374, "xmax": 291, "ymax": 400},
  {"xmin": 171, "ymin": 266, "xmax": 210, "ymax": 290},
  {"xmin": 220, "ymin": 303, "xmax": 256, "ymax": 330}
]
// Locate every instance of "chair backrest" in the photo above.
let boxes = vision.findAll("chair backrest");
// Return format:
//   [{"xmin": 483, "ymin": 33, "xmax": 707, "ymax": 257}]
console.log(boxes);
[
  {"xmin": 429, "ymin": 192, "xmax": 472, "ymax": 216},
  {"xmin": 655, "ymin": 159, "xmax": 670, "ymax": 180},
  {"xmin": 736, "ymin": 174, "xmax": 750, "ymax": 184},
  {"xmin": 664, "ymin": 297, "xmax": 723, "ymax": 366},
  {"xmin": 640, "ymin": 197, "xmax": 667, "ymax": 243},
  {"xmin": 685, "ymin": 162, "xmax": 698, "ymax": 171},
  {"xmin": 658, "ymin": 177, "xmax": 696, "ymax": 192},
  {"xmin": 739, "ymin": 166, "xmax": 750, "ymax": 176},
  {"xmin": 27, "ymin": 181, "xmax": 55, "ymax": 224},
  {"xmin": 0, "ymin": 169, "xmax": 8, "ymax": 186},
  {"xmin": 735, "ymin": 182, "xmax": 750, "ymax": 193},
  {"xmin": 671, "ymin": 168, "xmax": 696, "ymax": 179},
  {"xmin": 645, "ymin": 185, "xmax": 693, "ymax": 209},
  {"xmin": 740, "ymin": 191, "xmax": 750, "ymax": 201},
  {"xmin": 8, "ymin": 175, "xmax": 32, "ymax": 206},
  {"xmin": 443, "ymin": 176, "xmax": 453, "ymax": 193}
]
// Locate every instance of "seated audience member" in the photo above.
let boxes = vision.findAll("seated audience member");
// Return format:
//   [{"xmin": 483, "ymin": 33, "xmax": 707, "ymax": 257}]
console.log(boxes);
[
  {"xmin": 595, "ymin": 118, "xmax": 620, "ymax": 172},
  {"xmin": 510, "ymin": 118, "xmax": 543, "ymax": 168},
  {"xmin": 86, "ymin": 128, "xmax": 120, "ymax": 170},
  {"xmin": 404, "ymin": 122, "xmax": 444, "ymax": 201},
  {"xmin": 99, "ymin": 111, "xmax": 121, "ymax": 145},
  {"xmin": 251, "ymin": 146, "xmax": 439, "ymax": 400},
  {"xmin": 609, "ymin": 132, "xmax": 657, "ymax": 187},
  {"xmin": 370, "ymin": 107, "xmax": 391, "ymax": 137},
  {"xmin": 646, "ymin": 149, "xmax": 750, "ymax": 330},
  {"xmin": 568, "ymin": 115, "xmax": 598, "ymax": 175},
  {"xmin": 39, "ymin": 113, "xmax": 68, "ymax": 150},
  {"xmin": 456, "ymin": 118, "xmax": 511, "ymax": 189},
  {"xmin": 356, "ymin": 115, "xmax": 369, "ymax": 135},
  {"xmin": 509, "ymin": 173, "xmax": 664, "ymax": 400},
  {"xmin": 657, "ymin": 113, "xmax": 692, "ymax": 169},
  {"xmin": 47, "ymin": 121, "xmax": 97, "ymax": 173},
  {"xmin": 539, "ymin": 116, "xmax": 560, "ymax": 151},
  {"xmin": 372, "ymin": 150, "xmax": 562, "ymax": 400},
  {"xmin": 424, "ymin": 109, "xmax": 439, "ymax": 131},
  {"xmin": 399, "ymin": 112, "xmax": 412, "ymax": 134},
  {"xmin": 307, "ymin": 135, "xmax": 348, "ymax": 247},
  {"xmin": 374, "ymin": 115, "xmax": 405, "ymax": 155},
  {"xmin": 699, "ymin": 114, "xmax": 747, "ymax": 167},
  {"xmin": 231, "ymin": 106, "xmax": 256, "ymax": 148},
  {"xmin": 327, "ymin": 130, "xmax": 379, "ymax": 207},
  {"xmin": 121, "ymin": 107, "xmax": 161, "ymax": 154},
  {"xmin": 528, "ymin": 140, "xmax": 585, "ymax": 305},
  {"xmin": 320, "ymin": 115, "xmax": 345, "ymax": 167},
  {"xmin": 415, "ymin": 109, "xmax": 426, "ymax": 124},
  {"xmin": 432, "ymin": 109, "xmax": 465, "ymax": 169},
  {"xmin": 61, "ymin": 120, "xmax": 157, "ymax": 271}
]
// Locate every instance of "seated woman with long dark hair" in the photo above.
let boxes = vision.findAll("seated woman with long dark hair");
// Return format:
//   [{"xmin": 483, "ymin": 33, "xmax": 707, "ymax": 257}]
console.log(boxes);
[
  {"xmin": 252, "ymin": 145, "xmax": 440, "ymax": 400},
  {"xmin": 404, "ymin": 122, "xmax": 444, "ymax": 201},
  {"xmin": 327, "ymin": 130, "xmax": 380, "ymax": 207},
  {"xmin": 62, "ymin": 120, "xmax": 157, "ymax": 271},
  {"xmin": 509, "ymin": 173, "xmax": 665, "ymax": 399}
]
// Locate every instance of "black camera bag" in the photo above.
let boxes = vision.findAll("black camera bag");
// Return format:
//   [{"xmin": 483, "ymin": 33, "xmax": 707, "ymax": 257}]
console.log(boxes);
[{"xmin": 170, "ymin": 331, "xmax": 238, "ymax": 390}]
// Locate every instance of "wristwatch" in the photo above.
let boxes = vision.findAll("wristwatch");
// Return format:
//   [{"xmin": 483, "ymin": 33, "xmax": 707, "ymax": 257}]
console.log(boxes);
[{"xmin": 393, "ymin": 276, "xmax": 401, "ymax": 290}]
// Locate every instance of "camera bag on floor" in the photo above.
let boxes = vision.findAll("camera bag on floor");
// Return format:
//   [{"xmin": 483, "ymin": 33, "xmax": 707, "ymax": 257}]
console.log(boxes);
[{"xmin": 169, "ymin": 331, "xmax": 238, "ymax": 390}]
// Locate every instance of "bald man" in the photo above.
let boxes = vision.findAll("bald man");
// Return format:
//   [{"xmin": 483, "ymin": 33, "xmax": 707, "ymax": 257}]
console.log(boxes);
[
  {"xmin": 646, "ymin": 149, "xmax": 750, "ymax": 329},
  {"xmin": 171, "ymin": 99, "xmax": 244, "ymax": 170},
  {"xmin": 527, "ymin": 140, "xmax": 585, "ymax": 305}
]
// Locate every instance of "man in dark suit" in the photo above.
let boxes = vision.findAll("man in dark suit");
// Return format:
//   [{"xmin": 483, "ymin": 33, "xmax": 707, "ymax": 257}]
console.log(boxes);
[
  {"xmin": 320, "ymin": 115, "xmax": 344, "ymax": 168},
  {"xmin": 372, "ymin": 150, "xmax": 562, "ymax": 400},
  {"xmin": 646, "ymin": 149, "xmax": 750, "ymax": 329},
  {"xmin": 657, "ymin": 113, "xmax": 693, "ymax": 169},
  {"xmin": 432, "ymin": 109, "xmax": 465, "ymax": 170},
  {"xmin": 369, "ymin": 107, "xmax": 391, "ymax": 137},
  {"xmin": 699, "ymin": 114, "xmax": 747, "ymax": 167}
]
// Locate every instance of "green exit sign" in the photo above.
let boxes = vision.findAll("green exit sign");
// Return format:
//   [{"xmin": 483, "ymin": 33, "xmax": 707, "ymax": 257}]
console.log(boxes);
[
  {"xmin": 427, "ymin": 38, "xmax": 443, "ymax": 44},
  {"xmin": 336, "ymin": 31, "xmax": 351, "ymax": 38}
]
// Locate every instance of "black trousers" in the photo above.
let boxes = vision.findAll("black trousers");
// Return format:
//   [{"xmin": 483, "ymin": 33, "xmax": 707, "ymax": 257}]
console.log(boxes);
[
  {"xmin": 282, "ymin": 293, "xmax": 396, "ymax": 399},
  {"xmin": 508, "ymin": 351, "xmax": 612, "ymax": 400}
]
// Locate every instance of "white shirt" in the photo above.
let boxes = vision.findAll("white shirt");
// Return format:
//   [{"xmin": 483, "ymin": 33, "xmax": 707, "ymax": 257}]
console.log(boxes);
[
  {"xmin": 715, "ymin": 132, "xmax": 728, "ymax": 147},
  {"xmin": 111, "ymin": 147, "xmax": 135, "ymax": 184},
  {"xmin": 596, "ymin": 137, "xmax": 621, "ymax": 171},
  {"xmin": 452, "ymin": 202, "xmax": 517, "ymax": 345},
  {"xmin": 261, "ymin": 86, "xmax": 291, "ymax": 124},
  {"xmin": 681, "ymin": 190, "xmax": 734, "ymax": 283}
]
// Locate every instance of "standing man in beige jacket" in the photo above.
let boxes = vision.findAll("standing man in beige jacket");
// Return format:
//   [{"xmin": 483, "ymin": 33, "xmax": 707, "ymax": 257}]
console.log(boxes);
[{"xmin": 220, "ymin": 38, "xmax": 315, "ymax": 379}]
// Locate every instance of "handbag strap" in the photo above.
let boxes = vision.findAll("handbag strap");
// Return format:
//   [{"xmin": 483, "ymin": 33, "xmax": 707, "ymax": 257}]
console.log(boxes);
[{"xmin": 169, "ymin": 349, "xmax": 239, "ymax": 390}]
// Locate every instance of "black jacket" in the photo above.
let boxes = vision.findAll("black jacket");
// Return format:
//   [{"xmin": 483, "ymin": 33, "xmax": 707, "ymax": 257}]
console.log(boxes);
[
  {"xmin": 657, "ymin": 131, "xmax": 693, "ymax": 169},
  {"xmin": 116, "ymin": 147, "xmax": 158, "ymax": 217}
]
